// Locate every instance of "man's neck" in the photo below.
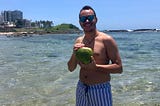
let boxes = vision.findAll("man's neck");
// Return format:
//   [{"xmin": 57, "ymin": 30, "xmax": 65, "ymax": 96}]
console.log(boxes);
[{"xmin": 84, "ymin": 30, "xmax": 98, "ymax": 38}]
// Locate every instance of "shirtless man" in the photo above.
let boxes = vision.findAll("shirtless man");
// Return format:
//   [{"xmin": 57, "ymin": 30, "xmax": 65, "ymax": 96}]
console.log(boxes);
[{"xmin": 67, "ymin": 5, "xmax": 123, "ymax": 106}]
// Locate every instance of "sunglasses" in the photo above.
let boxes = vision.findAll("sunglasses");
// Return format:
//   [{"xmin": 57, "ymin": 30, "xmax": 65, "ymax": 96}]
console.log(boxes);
[{"xmin": 79, "ymin": 15, "xmax": 95, "ymax": 23}]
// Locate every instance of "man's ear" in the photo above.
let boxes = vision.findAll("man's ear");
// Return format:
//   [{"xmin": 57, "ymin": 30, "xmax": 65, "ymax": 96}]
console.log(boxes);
[{"xmin": 95, "ymin": 17, "xmax": 98, "ymax": 23}]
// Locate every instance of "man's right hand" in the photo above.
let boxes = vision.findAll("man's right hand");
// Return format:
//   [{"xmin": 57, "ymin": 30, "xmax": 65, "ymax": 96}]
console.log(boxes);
[{"xmin": 73, "ymin": 43, "xmax": 85, "ymax": 53}]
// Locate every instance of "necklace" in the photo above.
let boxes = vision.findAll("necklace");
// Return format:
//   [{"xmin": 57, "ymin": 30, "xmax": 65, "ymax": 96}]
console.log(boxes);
[{"xmin": 82, "ymin": 36, "xmax": 95, "ymax": 45}]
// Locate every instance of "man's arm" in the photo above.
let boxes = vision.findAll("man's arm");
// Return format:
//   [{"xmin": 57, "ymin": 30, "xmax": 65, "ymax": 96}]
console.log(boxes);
[
  {"xmin": 67, "ymin": 37, "xmax": 84, "ymax": 72},
  {"xmin": 97, "ymin": 35, "xmax": 123, "ymax": 74},
  {"xmin": 67, "ymin": 53, "xmax": 78, "ymax": 72}
]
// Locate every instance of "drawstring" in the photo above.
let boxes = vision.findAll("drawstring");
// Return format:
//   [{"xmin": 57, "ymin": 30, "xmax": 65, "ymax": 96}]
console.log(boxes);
[
  {"xmin": 84, "ymin": 84, "xmax": 90, "ymax": 105},
  {"xmin": 84, "ymin": 84, "xmax": 89, "ymax": 95}
]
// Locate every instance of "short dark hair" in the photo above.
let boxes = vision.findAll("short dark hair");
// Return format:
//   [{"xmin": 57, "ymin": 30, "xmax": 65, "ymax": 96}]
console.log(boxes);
[{"xmin": 79, "ymin": 5, "xmax": 96, "ymax": 18}]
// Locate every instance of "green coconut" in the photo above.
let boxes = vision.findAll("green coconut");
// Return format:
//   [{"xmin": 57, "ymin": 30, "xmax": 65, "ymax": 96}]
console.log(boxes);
[{"xmin": 75, "ymin": 47, "xmax": 93, "ymax": 64}]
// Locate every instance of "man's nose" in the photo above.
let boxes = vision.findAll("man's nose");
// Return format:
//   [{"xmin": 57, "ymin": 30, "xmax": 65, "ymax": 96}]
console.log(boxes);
[{"xmin": 85, "ymin": 19, "xmax": 90, "ymax": 23}]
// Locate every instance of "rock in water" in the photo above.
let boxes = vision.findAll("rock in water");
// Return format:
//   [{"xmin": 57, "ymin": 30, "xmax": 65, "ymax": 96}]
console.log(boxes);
[{"xmin": 76, "ymin": 47, "xmax": 93, "ymax": 64}]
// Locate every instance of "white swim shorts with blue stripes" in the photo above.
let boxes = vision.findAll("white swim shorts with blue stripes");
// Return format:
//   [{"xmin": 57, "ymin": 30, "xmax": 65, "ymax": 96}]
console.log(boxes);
[{"xmin": 76, "ymin": 80, "xmax": 112, "ymax": 106}]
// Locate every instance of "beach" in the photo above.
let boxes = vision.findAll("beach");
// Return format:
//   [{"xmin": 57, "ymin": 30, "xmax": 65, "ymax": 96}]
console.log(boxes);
[
  {"xmin": 0, "ymin": 32, "xmax": 32, "ymax": 37},
  {"xmin": 0, "ymin": 32, "xmax": 160, "ymax": 106},
  {"xmin": 0, "ymin": 32, "xmax": 16, "ymax": 35}
]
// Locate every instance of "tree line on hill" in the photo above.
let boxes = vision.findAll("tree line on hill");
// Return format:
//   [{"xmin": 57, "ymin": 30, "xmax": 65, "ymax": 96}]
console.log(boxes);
[{"xmin": 0, "ymin": 23, "xmax": 81, "ymax": 34}]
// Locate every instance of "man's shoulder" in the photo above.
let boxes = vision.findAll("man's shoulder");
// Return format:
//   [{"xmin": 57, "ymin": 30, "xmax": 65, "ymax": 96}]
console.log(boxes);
[
  {"xmin": 98, "ymin": 32, "xmax": 113, "ymax": 40},
  {"xmin": 75, "ymin": 35, "xmax": 84, "ymax": 43},
  {"xmin": 76, "ymin": 35, "xmax": 84, "ymax": 40}
]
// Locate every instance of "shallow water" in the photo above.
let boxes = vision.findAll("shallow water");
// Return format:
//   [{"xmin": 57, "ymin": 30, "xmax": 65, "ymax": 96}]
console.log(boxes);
[{"xmin": 0, "ymin": 32, "xmax": 160, "ymax": 106}]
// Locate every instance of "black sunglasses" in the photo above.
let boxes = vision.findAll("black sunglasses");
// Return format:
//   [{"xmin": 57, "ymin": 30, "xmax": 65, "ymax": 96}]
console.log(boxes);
[{"xmin": 79, "ymin": 15, "xmax": 95, "ymax": 23}]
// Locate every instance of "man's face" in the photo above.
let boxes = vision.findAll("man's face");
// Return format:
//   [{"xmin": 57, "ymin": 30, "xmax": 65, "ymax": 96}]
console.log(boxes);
[{"xmin": 79, "ymin": 9, "xmax": 97, "ymax": 32}]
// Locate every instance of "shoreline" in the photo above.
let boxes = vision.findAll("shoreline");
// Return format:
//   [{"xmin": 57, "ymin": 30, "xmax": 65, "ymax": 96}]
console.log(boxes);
[
  {"xmin": 0, "ymin": 32, "xmax": 34, "ymax": 37},
  {"xmin": 0, "ymin": 32, "xmax": 16, "ymax": 35},
  {"xmin": 0, "ymin": 29, "xmax": 159, "ymax": 37},
  {"xmin": 0, "ymin": 31, "xmax": 82, "ymax": 37}
]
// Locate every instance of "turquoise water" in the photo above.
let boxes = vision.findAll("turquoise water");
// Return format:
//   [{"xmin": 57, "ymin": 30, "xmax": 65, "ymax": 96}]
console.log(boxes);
[{"xmin": 0, "ymin": 32, "xmax": 160, "ymax": 106}]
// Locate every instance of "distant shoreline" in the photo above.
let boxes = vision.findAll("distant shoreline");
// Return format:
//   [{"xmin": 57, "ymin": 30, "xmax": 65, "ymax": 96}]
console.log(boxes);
[
  {"xmin": 0, "ymin": 23, "xmax": 82, "ymax": 36},
  {"xmin": 0, "ymin": 32, "xmax": 34, "ymax": 37},
  {"xmin": 0, "ymin": 28, "xmax": 160, "ymax": 37},
  {"xmin": 0, "ymin": 30, "xmax": 82, "ymax": 37},
  {"xmin": 103, "ymin": 28, "xmax": 160, "ymax": 33}
]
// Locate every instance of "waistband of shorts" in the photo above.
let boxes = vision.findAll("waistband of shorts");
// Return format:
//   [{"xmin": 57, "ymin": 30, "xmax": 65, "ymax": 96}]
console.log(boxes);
[{"xmin": 78, "ymin": 80, "xmax": 111, "ymax": 89}]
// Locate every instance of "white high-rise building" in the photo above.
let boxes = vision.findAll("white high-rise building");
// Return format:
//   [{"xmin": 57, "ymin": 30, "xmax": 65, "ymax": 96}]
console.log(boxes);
[
  {"xmin": 0, "ymin": 14, "xmax": 3, "ymax": 24},
  {"xmin": 1, "ymin": 10, "xmax": 23, "ymax": 22},
  {"xmin": 11, "ymin": 10, "xmax": 23, "ymax": 22}
]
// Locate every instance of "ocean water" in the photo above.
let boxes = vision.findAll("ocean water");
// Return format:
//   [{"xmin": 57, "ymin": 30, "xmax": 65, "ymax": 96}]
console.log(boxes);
[{"xmin": 0, "ymin": 32, "xmax": 160, "ymax": 106}]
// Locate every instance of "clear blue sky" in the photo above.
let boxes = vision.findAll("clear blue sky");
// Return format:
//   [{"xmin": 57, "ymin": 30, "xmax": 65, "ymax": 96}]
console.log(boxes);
[{"xmin": 0, "ymin": 0, "xmax": 160, "ymax": 30}]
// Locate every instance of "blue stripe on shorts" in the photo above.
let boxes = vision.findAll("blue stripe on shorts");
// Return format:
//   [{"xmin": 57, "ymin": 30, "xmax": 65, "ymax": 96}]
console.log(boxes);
[{"xmin": 76, "ymin": 80, "xmax": 112, "ymax": 106}]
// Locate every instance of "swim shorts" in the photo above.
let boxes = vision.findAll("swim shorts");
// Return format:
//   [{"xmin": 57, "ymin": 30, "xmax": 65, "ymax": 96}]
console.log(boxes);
[{"xmin": 76, "ymin": 80, "xmax": 112, "ymax": 106}]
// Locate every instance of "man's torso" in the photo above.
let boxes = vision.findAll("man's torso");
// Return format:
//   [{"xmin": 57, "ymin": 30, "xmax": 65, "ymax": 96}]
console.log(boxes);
[{"xmin": 78, "ymin": 32, "xmax": 111, "ymax": 85}]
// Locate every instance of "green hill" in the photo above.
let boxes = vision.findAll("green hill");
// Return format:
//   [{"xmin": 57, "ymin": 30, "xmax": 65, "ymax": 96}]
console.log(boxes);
[
  {"xmin": 53, "ymin": 23, "xmax": 79, "ymax": 30},
  {"xmin": 0, "ymin": 23, "xmax": 81, "ymax": 34},
  {"xmin": 45, "ymin": 23, "xmax": 81, "ymax": 34}
]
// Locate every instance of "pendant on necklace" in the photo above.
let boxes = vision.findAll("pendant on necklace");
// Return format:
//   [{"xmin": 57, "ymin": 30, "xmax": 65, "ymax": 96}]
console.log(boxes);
[{"xmin": 83, "ymin": 37, "xmax": 95, "ymax": 45}]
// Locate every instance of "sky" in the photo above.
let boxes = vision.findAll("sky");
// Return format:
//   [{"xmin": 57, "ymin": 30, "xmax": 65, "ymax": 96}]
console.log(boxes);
[{"xmin": 0, "ymin": 0, "xmax": 160, "ymax": 30}]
